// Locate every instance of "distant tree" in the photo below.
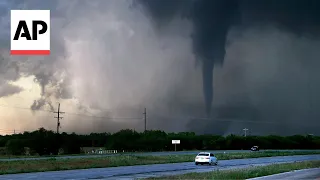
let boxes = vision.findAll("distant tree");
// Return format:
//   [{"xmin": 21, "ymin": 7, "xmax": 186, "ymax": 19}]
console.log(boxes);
[
  {"xmin": 1, "ymin": 127, "xmax": 320, "ymax": 154},
  {"xmin": 5, "ymin": 139, "xmax": 26, "ymax": 155},
  {"xmin": 0, "ymin": 136, "xmax": 7, "ymax": 147},
  {"xmin": 27, "ymin": 128, "xmax": 60, "ymax": 156},
  {"xmin": 61, "ymin": 132, "xmax": 81, "ymax": 154}
]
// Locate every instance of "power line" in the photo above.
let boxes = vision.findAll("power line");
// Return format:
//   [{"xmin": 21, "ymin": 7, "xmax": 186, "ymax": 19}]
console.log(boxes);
[
  {"xmin": 189, "ymin": 117, "xmax": 280, "ymax": 124},
  {"xmin": 0, "ymin": 104, "xmax": 52, "ymax": 112},
  {"xmin": 0, "ymin": 128, "xmax": 28, "ymax": 132},
  {"xmin": 65, "ymin": 112, "xmax": 142, "ymax": 120},
  {"xmin": 0, "ymin": 103, "xmax": 142, "ymax": 120},
  {"xmin": 0, "ymin": 128, "xmax": 78, "ymax": 135},
  {"xmin": 1, "ymin": 103, "xmax": 320, "ymax": 128}
]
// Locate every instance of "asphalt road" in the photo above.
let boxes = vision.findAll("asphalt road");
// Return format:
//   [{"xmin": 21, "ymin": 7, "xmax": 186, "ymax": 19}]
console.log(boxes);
[
  {"xmin": 1, "ymin": 149, "xmax": 319, "ymax": 162},
  {"xmin": 0, "ymin": 154, "xmax": 319, "ymax": 180},
  {"xmin": 249, "ymin": 168, "xmax": 320, "ymax": 180}
]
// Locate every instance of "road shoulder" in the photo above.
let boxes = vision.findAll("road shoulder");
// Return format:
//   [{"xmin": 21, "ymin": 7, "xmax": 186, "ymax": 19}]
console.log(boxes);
[{"xmin": 248, "ymin": 168, "xmax": 320, "ymax": 180}]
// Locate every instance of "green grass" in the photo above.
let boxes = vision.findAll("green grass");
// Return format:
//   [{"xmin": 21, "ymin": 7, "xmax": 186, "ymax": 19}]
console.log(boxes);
[
  {"xmin": 148, "ymin": 160, "xmax": 320, "ymax": 179},
  {"xmin": 213, "ymin": 150, "xmax": 320, "ymax": 160},
  {"xmin": 0, "ymin": 153, "xmax": 87, "ymax": 159},
  {"xmin": 0, "ymin": 149, "xmax": 319, "ymax": 159},
  {"xmin": 0, "ymin": 151, "xmax": 319, "ymax": 175}
]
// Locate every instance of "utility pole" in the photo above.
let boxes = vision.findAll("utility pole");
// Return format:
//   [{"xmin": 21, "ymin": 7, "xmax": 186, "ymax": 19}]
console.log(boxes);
[
  {"xmin": 143, "ymin": 108, "xmax": 147, "ymax": 132},
  {"xmin": 243, "ymin": 128, "xmax": 248, "ymax": 137},
  {"xmin": 54, "ymin": 103, "xmax": 65, "ymax": 134}
]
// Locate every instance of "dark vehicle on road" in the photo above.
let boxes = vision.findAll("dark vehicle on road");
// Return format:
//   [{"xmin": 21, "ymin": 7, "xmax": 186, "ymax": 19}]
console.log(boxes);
[{"xmin": 251, "ymin": 146, "xmax": 259, "ymax": 151}]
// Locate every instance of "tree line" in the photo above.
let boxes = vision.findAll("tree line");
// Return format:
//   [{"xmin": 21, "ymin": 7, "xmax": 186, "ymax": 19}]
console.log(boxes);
[{"xmin": 0, "ymin": 127, "xmax": 319, "ymax": 156}]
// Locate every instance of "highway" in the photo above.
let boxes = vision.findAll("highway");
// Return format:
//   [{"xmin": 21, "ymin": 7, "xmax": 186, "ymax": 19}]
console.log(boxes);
[
  {"xmin": 0, "ymin": 154, "xmax": 319, "ymax": 180},
  {"xmin": 1, "ymin": 149, "xmax": 319, "ymax": 161}
]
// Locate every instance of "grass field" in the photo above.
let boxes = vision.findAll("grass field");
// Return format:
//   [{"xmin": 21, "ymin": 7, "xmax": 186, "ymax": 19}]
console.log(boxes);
[
  {"xmin": 0, "ymin": 151, "xmax": 319, "ymax": 175},
  {"xmin": 0, "ymin": 149, "xmax": 319, "ymax": 159},
  {"xmin": 147, "ymin": 160, "xmax": 320, "ymax": 179}
]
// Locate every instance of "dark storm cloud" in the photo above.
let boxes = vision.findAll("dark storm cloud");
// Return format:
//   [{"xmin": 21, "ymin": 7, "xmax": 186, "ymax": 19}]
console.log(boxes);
[
  {"xmin": 138, "ymin": 0, "xmax": 240, "ymax": 115},
  {"xmin": 138, "ymin": 0, "xmax": 320, "ymax": 135},
  {"xmin": 139, "ymin": 0, "xmax": 320, "ymax": 116},
  {"xmin": 30, "ymin": 98, "xmax": 54, "ymax": 112}
]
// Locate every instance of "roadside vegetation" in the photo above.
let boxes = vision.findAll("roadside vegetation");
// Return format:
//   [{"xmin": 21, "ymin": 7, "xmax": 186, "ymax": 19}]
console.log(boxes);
[
  {"xmin": 148, "ymin": 160, "xmax": 320, "ymax": 179},
  {"xmin": 0, "ymin": 151, "xmax": 319, "ymax": 175},
  {"xmin": 0, "ymin": 128, "xmax": 319, "ymax": 157}
]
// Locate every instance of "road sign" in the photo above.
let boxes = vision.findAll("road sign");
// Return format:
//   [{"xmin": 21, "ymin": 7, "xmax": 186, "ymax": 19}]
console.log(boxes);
[
  {"xmin": 172, "ymin": 140, "xmax": 180, "ymax": 144},
  {"xmin": 11, "ymin": 10, "xmax": 50, "ymax": 55},
  {"xmin": 172, "ymin": 140, "xmax": 180, "ymax": 151}
]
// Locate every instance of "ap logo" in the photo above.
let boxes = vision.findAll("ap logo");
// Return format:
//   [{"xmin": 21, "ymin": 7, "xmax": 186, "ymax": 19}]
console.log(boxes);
[{"xmin": 10, "ymin": 10, "xmax": 50, "ymax": 55}]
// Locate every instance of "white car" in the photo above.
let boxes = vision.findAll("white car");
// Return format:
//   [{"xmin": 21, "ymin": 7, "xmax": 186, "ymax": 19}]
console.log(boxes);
[{"xmin": 195, "ymin": 152, "xmax": 218, "ymax": 165}]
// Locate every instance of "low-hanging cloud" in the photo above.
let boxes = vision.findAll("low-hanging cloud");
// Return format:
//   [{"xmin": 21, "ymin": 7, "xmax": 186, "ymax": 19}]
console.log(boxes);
[{"xmin": 0, "ymin": 82, "xmax": 23, "ymax": 97}]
